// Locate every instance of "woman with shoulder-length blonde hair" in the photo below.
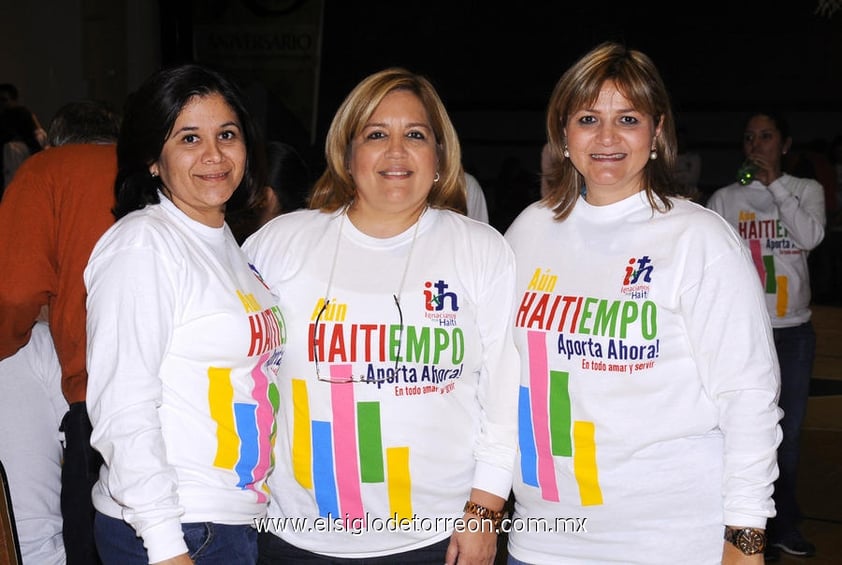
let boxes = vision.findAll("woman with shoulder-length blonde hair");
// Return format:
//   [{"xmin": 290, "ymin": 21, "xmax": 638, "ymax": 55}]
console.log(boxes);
[
  {"xmin": 244, "ymin": 67, "xmax": 519, "ymax": 564},
  {"xmin": 309, "ymin": 67, "xmax": 467, "ymax": 216}
]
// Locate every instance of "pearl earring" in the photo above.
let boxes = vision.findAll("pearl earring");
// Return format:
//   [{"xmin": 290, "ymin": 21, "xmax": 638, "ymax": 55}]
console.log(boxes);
[
  {"xmin": 563, "ymin": 146, "xmax": 570, "ymax": 158},
  {"xmin": 649, "ymin": 149, "xmax": 657, "ymax": 160}
]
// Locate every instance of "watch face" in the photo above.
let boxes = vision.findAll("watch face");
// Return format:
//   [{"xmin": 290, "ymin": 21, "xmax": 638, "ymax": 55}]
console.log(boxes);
[{"xmin": 737, "ymin": 529, "xmax": 766, "ymax": 554}]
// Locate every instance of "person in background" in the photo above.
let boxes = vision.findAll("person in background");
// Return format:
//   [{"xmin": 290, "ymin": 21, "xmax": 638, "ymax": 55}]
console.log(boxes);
[
  {"xmin": 1, "ymin": 104, "xmax": 44, "ymax": 196},
  {"xmin": 243, "ymin": 67, "xmax": 519, "ymax": 565},
  {"xmin": 464, "ymin": 170, "xmax": 490, "ymax": 223},
  {"xmin": 707, "ymin": 109, "xmax": 826, "ymax": 561},
  {"xmin": 0, "ymin": 320, "xmax": 67, "ymax": 564},
  {"xmin": 675, "ymin": 123, "xmax": 703, "ymax": 202},
  {"xmin": 84, "ymin": 63, "xmax": 285, "ymax": 565},
  {"xmin": 0, "ymin": 82, "xmax": 48, "ymax": 147},
  {"xmin": 505, "ymin": 42, "xmax": 781, "ymax": 564},
  {"xmin": 228, "ymin": 139, "xmax": 312, "ymax": 244},
  {"xmin": 47, "ymin": 99, "xmax": 121, "ymax": 148},
  {"xmin": 0, "ymin": 98, "xmax": 121, "ymax": 565}
]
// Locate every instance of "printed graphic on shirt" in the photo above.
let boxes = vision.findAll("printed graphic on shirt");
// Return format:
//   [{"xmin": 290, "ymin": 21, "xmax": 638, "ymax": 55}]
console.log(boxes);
[
  {"xmin": 291, "ymin": 374, "xmax": 413, "ymax": 523},
  {"xmin": 308, "ymin": 288, "xmax": 464, "ymax": 392},
  {"xmin": 516, "ymin": 266, "xmax": 661, "ymax": 506},
  {"xmin": 289, "ymin": 285, "xmax": 466, "ymax": 524},
  {"xmin": 737, "ymin": 210, "xmax": 796, "ymax": 317},
  {"xmin": 621, "ymin": 255, "xmax": 653, "ymax": 299},
  {"xmin": 208, "ymin": 289, "xmax": 285, "ymax": 502}
]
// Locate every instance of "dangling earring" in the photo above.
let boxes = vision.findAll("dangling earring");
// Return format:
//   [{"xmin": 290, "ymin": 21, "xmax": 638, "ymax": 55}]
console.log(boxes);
[
  {"xmin": 649, "ymin": 147, "xmax": 657, "ymax": 160},
  {"xmin": 433, "ymin": 172, "xmax": 440, "ymax": 183},
  {"xmin": 563, "ymin": 146, "xmax": 570, "ymax": 158}
]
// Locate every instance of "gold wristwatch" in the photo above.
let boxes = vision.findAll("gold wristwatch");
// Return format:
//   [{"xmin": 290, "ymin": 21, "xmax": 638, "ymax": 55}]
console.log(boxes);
[{"xmin": 724, "ymin": 526, "xmax": 766, "ymax": 555}]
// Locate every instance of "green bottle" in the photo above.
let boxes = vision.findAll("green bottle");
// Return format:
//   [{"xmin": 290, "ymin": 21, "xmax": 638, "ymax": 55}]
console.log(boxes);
[{"xmin": 737, "ymin": 160, "xmax": 758, "ymax": 185}]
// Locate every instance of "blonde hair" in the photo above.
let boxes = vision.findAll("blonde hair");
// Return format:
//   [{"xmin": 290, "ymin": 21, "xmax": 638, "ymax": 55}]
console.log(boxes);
[
  {"xmin": 544, "ymin": 42, "xmax": 680, "ymax": 220},
  {"xmin": 308, "ymin": 67, "xmax": 466, "ymax": 213}
]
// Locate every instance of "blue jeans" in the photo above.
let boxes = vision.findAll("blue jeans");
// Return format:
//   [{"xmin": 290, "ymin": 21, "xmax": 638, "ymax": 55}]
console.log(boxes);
[
  {"xmin": 768, "ymin": 322, "xmax": 816, "ymax": 540},
  {"xmin": 94, "ymin": 511, "xmax": 258, "ymax": 564},
  {"xmin": 257, "ymin": 531, "xmax": 450, "ymax": 564}
]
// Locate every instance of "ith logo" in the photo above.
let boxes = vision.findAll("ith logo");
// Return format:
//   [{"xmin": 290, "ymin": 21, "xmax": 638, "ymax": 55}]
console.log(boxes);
[
  {"xmin": 424, "ymin": 280, "xmax": 459, "ymax": 312},
  {"xmin": 623, "ymin": 256, "xmax": 654, "ymax": 285}
]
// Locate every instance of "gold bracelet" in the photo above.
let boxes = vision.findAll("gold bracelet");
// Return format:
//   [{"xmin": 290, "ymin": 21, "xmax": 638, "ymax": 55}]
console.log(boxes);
[{"xmin": 463, "ymin": 500, "xmax": 506, "ymax": 530}]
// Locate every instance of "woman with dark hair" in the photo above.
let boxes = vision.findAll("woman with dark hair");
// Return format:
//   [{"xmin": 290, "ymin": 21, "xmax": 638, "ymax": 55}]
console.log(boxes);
[
  {"xmin": 708, "ymin": 110, "xmax": 826, "ymax": 560},
  {"xmin": 84, "ymin": 64, "xmax": 285, "ymax": 565},
  {"xmin": 112, "ymin": 64, "xmax": 266, "ymax": 221},
  {"xmin": 505, "ymin": 42, "xmax": 781, "ymax": 564}
]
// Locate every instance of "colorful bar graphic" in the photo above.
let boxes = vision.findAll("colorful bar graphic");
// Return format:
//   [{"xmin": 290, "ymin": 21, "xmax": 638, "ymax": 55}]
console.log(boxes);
[
  {"xmin": 776, "ymin": 276, "xmax": 788, "ymax": 318},
  {"xmin": 330, "ymin": 365, "xmax": 364, "ymax": 521},
  {"xmin": 748, "ymin": 240, "xmax": 766, "ymax": 286},
  {"xmin": 249, "ymin": 354, "xmax": 274, "ymax": 500},
  {"xmin": 312, "ymin": 420, "xmax": 339, "ymax": 517},
  {"xmin": 358, "ymin": 402, "xmax": 385, "ymax": 482},
  {"xmin": 763, "ymin": 254, "xmax": 777, "ymax": 293},
  {"xmin": 233, "ymin": 403, "xmax": 258, "ymax": 489},
  {"xmin": 291, "ymin": 374, "xmax": 412, "ymax": 521},
  {"xmin": 208, "ymin": 367, "xmax": 238, "ymax": 469},
  {"xmin": 550, "ymin": 370, "xmax": 572, "ymax": 457},
  {"xmin": 386, "ymin": 446, "xmax": 412, "ymax": 520},
  {"xmin": 292, "ymin": 379, "xmax": 313, "ymax": 488},
  {"xmin": 527, "ymin": 331, "xmax": 559, "ymax": 502},
  {"xmin": 573, "ymin": 421, "xmax": 602, "ymax": 506},
  {"xmin": 518, "ymin": 386, "xmax": 538, "ymax": 486},
  {"xmin": 209, "ymin": 366, "xmax": 271, "ymax": 500}
]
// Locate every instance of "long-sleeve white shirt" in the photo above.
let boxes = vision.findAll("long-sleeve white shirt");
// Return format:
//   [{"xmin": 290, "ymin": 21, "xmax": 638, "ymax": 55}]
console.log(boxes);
[
  {"xmin": 504, "ymin": 193, "xmax": 781, "ymax": 564},
  {"xmin": 85, "ymin": 196, "xmax": 285, "ymax": 563},
  {"xmin": 242, "ymin": 207, "xmax": 519, "ymax": 557},
  {"xmin": 707, "ymin": 174, "xmax": 826, "ymax": 327}
]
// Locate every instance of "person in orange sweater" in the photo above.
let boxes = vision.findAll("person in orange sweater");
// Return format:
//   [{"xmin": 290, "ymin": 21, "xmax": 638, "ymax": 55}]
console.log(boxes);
[{"xmin": 0, "ymin": 99, "xmax": 120, "ymax": 565}]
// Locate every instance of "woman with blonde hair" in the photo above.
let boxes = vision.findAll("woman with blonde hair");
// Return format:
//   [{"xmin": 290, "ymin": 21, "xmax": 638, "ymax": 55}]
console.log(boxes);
[{"xmin": 245, "ymin": 67, "xmax": 519, "ymax": 564}]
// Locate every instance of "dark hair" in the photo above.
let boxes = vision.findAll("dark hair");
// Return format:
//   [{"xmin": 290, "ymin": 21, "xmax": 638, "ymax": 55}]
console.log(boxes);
[
  {"xmin": 0, "ymin": 84, "xmax": 19, "ymax": 106},
  {"xmin": 544, "ymin": 41, "xmax": 679, "ymax": 219},
  {"xmin": 227, "ymin": 140, "xmax": 312, "ymax": 244},
  {"xmin": 48, "ymin": 100, "xmax": 121, "ymax": 146},
  {"xmin": 113, "ymin": 64, "xmax": 265, "ymax": 220},
  {"xmin": 266, "ymin": 140, "xmax": 311, "ymax": 213},
  {"xmin": 743, "ymin": 109, "xmax": 791, "ymax": 140},
  {"xmin": 0, "ymin": 105, "xmax": 43, "ymax": 154}
]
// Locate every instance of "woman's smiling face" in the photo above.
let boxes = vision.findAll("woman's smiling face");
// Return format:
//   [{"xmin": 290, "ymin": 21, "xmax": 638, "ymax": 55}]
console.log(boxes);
[
  {"xmin": 151, "ymin": 92, "xmax": 246, "ymax": 227},
  {"xmin": 565, "ymin": 80, "xmax": 660, "ymax": 205},
  {"xmin": 347, "ymin": 89, "xmax": 439, "ymax": 219}
]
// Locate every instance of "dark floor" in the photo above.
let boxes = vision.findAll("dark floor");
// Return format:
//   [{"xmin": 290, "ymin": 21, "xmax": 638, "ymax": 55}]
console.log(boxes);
[{"xmin": 496, "ymin": 304, "xmax": 842, "ymax": 564}]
